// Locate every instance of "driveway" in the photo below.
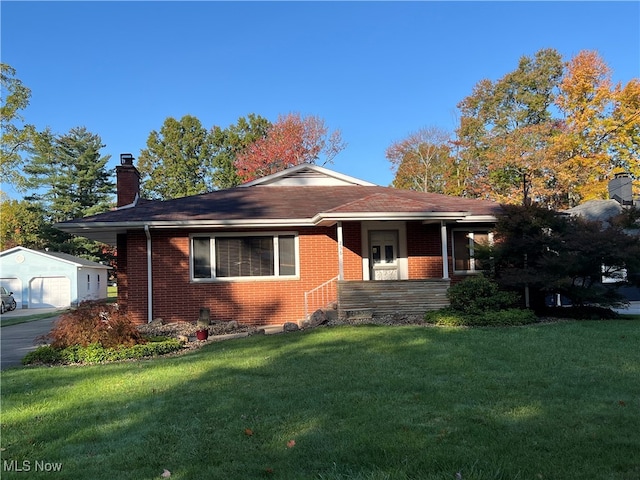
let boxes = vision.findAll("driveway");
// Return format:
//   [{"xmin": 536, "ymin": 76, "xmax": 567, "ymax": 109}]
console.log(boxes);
[
  {"xmin": 1, "ymin": 315, "xmax": 60, "ymax": 370},
  {"xmin": 614, "ymin": 301, "xmax": 640, "ymax": 315}
]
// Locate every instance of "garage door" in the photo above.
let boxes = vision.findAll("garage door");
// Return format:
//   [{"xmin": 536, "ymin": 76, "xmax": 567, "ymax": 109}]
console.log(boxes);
[
  {"xmin": 0, "ymin": 278, "xmax": 22, "ymax": 308},
  {"xmin": 29, "ymin": 277, "xmax": 71, "ymax": 308}
]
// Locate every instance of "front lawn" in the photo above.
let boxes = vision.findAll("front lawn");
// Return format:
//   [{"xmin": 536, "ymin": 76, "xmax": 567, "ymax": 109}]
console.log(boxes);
[{"xmin": 1, "ymin": 322, "xmax": 639, "ymax": 479}]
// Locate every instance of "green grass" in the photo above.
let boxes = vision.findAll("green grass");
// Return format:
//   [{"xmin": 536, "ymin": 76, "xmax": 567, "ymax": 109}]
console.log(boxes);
[
  {"xmin": 1, "ymin": 322, "xmax": 639, "ymax": 479},
  {"xmin": 0, "ymin": 310, "xmax": 70, "ymax": 327},
  {"xmin": 107, "ymin": 285, "xmax": 117, "ymax": 300}
]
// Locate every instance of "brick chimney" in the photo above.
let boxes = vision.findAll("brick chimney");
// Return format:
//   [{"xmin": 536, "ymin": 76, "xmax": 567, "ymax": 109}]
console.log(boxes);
[{"xmin": 116, "ymin": 153, "xmax": 140, "ymax": 207}]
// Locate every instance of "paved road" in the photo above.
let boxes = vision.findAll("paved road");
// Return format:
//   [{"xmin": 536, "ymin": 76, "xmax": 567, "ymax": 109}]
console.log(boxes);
[{"xmin": 1, "ymin": 316, "xmax": 59, "ymax": 370}]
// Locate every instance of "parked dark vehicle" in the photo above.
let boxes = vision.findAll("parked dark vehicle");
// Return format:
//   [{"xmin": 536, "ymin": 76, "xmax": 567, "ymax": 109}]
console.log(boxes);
[{"xmin": 1, "ymin": 286, "xmax": 17, "ymax": 314}]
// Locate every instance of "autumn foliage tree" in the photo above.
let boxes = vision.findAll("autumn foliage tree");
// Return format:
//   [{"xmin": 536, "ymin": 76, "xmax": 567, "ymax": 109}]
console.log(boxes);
[
  {"xmin": 456, "ymin": 48, "xmax": 565, "ymax": 206},
  {"xmin": 552, "ymin": 51, "xmax": 640, "ymax": 204},
  {"xmin": 386, "ymin": 127, "xmax": 453, "ymax": 193},
  {"xmin": 0, "ymin": 63, "xmax": 35, "ymax": 187},
  {"xmin": 389, "ymin": 49, "xmax": 639, "ymax": 208},
  {"xmin": 234, "ymin": 113, "xmax": 346, "ymax": 182}
]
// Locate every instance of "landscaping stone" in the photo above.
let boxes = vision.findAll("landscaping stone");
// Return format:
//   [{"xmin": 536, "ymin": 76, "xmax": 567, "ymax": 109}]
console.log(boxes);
[
  {"xmin": 302, "ymin": 309, "xmax": 329, "ymax": 329},
  {"xmin": 138, "ymin": 321, "xmax": 257, "ymax": 346},
  {"xmin": 283, "ymin": 322, "xmax": 299, "ymax": 332}
]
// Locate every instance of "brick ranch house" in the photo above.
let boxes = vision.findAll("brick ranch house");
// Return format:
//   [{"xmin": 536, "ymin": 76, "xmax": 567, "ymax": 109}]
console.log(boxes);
[{"xmin": 56, "ymin": 157, "xmax": 502, "ymax": 326}]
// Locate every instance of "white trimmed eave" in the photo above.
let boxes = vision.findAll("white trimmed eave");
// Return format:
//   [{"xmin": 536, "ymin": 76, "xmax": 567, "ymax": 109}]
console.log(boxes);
[
  {"xmin": 453, "ymin": 215, "xmax": 498, "ymax": 223},
  {"xmin": 55, "ymin": 218, "xmax": 320, "ymax": 245},
  {"xmin": 56, "ymin": 212, "xmax": 498, "ymax": 245},
  {"xmin": 315, "ymin": 211, "xmax": 474, "ymax": 226}
]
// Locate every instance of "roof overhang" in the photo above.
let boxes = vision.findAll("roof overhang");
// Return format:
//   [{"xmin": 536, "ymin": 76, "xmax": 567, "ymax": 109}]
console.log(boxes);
[
  {"xmin": 314, "ymin": 211, "xmax": 483, "ymax": 226},
  {"xmin": 56, "ymin": 211, "xmax": 498, "ymax": 246}
]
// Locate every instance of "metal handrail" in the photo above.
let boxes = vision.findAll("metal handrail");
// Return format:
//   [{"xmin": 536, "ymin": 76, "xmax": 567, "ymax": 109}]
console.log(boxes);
[{"xmin": 303, "ymin": 276, "xmax": 339, "ymax": 320}]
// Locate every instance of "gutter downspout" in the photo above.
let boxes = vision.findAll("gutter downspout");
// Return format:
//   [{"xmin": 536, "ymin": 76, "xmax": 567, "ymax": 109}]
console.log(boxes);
[
  {"xmin": 440, "ymin": 221, "xmax": 450, "ymax": 280},
  {"xmin": 144, "ymin": 224, "xmax": 153, "ymax": 324}
]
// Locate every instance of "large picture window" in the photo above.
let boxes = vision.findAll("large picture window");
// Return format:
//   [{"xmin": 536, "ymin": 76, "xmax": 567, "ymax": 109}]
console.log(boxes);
[
  {"xmin": 191, "ymin": 234, "xmax": 298, "ymax": 280},
  {"xmin": 452, "ymin": 230, "xmax": 491, "ymax": 273}
]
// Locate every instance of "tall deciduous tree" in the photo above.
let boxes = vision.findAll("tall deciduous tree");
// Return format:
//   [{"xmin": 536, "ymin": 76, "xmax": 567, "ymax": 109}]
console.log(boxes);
[
  {"xmin": 234, "ymin": 113, "xmax": 346, "ymax": 182},
  {"xmin": 552, "ymin": 51, "xmax": 640, "ymax": 204},
  {"xmin": 0, "ymin": 63, "xmax": 35, "ymax": 186},
  {"xmin": 210, "ymin": 114, "xmax": 271, "ymax": 189},
  {"xmin": 455, "ymin": 49, "xmax": 639, "ymax": 208},
  {"xmin": 456, "ymin": 48, "xmax": 564, "ymax": 206},
  {"xmin": 138, "ymin": 115, "xmax": 214, "ymax": 200},
  {"xmin": 0, "ymin": 193, "xmax": 47, "ymax": 250},
  {"xmin": 386, "ymin": 127, "xmax": 453, "ymax": 193}
]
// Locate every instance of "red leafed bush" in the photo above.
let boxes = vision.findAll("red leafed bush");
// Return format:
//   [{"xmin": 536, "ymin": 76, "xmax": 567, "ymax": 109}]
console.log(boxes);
[{"xmin": 46, "ymin": 301, "xmax": 146, "ymax": 349}]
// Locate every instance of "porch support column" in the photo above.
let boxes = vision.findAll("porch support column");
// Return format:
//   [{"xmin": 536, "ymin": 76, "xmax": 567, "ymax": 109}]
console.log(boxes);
[
  {"xmin": 440, "ymin": 221, "xmax": 450, "ymax": 280},
  {"xmin": 337, "ymin": 221, "xmax": 344, "ymax": 281}
]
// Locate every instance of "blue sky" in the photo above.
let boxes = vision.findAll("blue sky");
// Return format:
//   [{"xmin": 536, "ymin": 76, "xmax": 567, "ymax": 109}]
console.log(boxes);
[{"xmin": 2, "ymin": 1, "xmax": 639, "ymax": 197}]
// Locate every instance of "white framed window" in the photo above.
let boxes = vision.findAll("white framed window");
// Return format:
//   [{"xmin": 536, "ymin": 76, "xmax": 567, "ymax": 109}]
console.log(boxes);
[
  {"xmin": 452, "ymin": 230, "xmax": 492, "ymax": 274},
  {"xmin": 191, "ymin": 232, "xmax": 299, "ymax": 281}
]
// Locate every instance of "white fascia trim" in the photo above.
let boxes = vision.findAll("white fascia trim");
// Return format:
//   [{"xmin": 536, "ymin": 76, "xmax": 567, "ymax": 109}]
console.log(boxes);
[
  {"xmin": 315, "ymin": 212, "xmax": 470, "ymax": 225},
  {"xmin": 56, "ymin": 218, "xmax": 319, "ymax": 233},
  {"xmin": 55, "ymin": 212, "xmax": 497, "ymax": 235},
  {"xmin": 0, "ymin": 245, "xmax": 84, "ymax": 268},
  {"xmin": 239, "ymin": 164, "xmax": 376, "ymax": 187},
  {"xmin": 454, "ymin": 215, "xmax": 498, "ymax": 223}
]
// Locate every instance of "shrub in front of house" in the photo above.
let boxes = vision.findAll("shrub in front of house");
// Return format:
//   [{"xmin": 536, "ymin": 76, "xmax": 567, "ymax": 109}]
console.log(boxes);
[
  {"xmin": 43, "ymin": 300, "xmax": 145, "ymax": 349},
  {"xmin": 23, "ymin": 300, "xmax": 184, "ymax": 366},
  {"xmin": 425, "ymin": 307, "xmax": 538, "ymax": 327},
  {"xmin": 447, "ymin": 275, "xmax": 520, "ymax": 313},
  {"xmin": 425, "ymin": 275, "xmax": 538, "ymax": 327},
  {"xmin": 23, "ymin": 339, "xmax": 183, "ymax": 366}
]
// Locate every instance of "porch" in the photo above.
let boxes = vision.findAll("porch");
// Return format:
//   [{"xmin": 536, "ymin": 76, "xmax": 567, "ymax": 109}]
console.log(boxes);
[{"xmin": 304, "ymin": 278, "xmax": 451, "ymax": 321}]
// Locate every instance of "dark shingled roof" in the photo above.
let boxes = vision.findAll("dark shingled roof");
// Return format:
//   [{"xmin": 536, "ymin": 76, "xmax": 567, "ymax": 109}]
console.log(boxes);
[{"xmin": 64, "ymin": 185, "xmax": 502, "ymax": 225}]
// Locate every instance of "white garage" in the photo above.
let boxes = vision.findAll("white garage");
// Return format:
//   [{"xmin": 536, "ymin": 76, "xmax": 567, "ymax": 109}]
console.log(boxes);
[
  {"xmin": 0, "ymin": 247, "xmax": 112, "ymax": 309},
  {"xmin": 29, "ymin": 276, "xmax": 71, "ymax": 308}
]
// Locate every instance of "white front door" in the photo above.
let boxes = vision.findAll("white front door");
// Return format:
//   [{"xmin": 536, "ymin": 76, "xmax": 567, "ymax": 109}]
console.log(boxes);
[{"xmin": 370, "ymin": 230, "xmax": 398, "ymax": 280}]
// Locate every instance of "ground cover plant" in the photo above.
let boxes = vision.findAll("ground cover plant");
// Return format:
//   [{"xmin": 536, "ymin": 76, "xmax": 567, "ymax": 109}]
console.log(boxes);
[
  {"xmin": 424, "ymin": 275, "xmax": 538, "ymax": 326},
  {"xmin": 21, "ymin": 301, "xmax": 184, "ymax": 365},
  {"xmin": 2, "ymin": 321, "xmax": 639, "ymax": 479}
]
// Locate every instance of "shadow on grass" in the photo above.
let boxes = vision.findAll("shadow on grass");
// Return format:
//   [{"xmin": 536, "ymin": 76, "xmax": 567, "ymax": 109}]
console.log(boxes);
[{"xmin": 2, "ymin": 322, "xmax": 639, "ymax": 479}]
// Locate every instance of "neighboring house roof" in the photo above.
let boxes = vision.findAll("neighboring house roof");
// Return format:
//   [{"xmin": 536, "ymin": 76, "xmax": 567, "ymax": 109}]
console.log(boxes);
[
  {"xmin": 564, "ymin": 199, "xmax": 640, "ymax": 236},
  {"xmin": 564, "ymin": 199, "xmax": 624, "ymax": 225},
  {"xmin": 56, "ymin": 165, "xmax": 502, "ymax": 245},
  {"xmin": 0, "ymin": 246, "xmax": 112, "ymax": 269}
]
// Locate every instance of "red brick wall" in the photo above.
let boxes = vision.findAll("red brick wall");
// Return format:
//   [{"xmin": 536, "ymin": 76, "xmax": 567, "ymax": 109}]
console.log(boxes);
[
  {"xmin": 407, "ymin": 222, "xmax": 444, "ymax": 279},
  {"xmin": 119, "ymin": 221, "xmax": 458, "ymax": 326},
  {"xmin": 121, "ymin": 226, "xmax": 349, "ymax": 326},
  {"xmin": 121, "ymin": 231, "xmax": 149, "ymax": 324}
]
